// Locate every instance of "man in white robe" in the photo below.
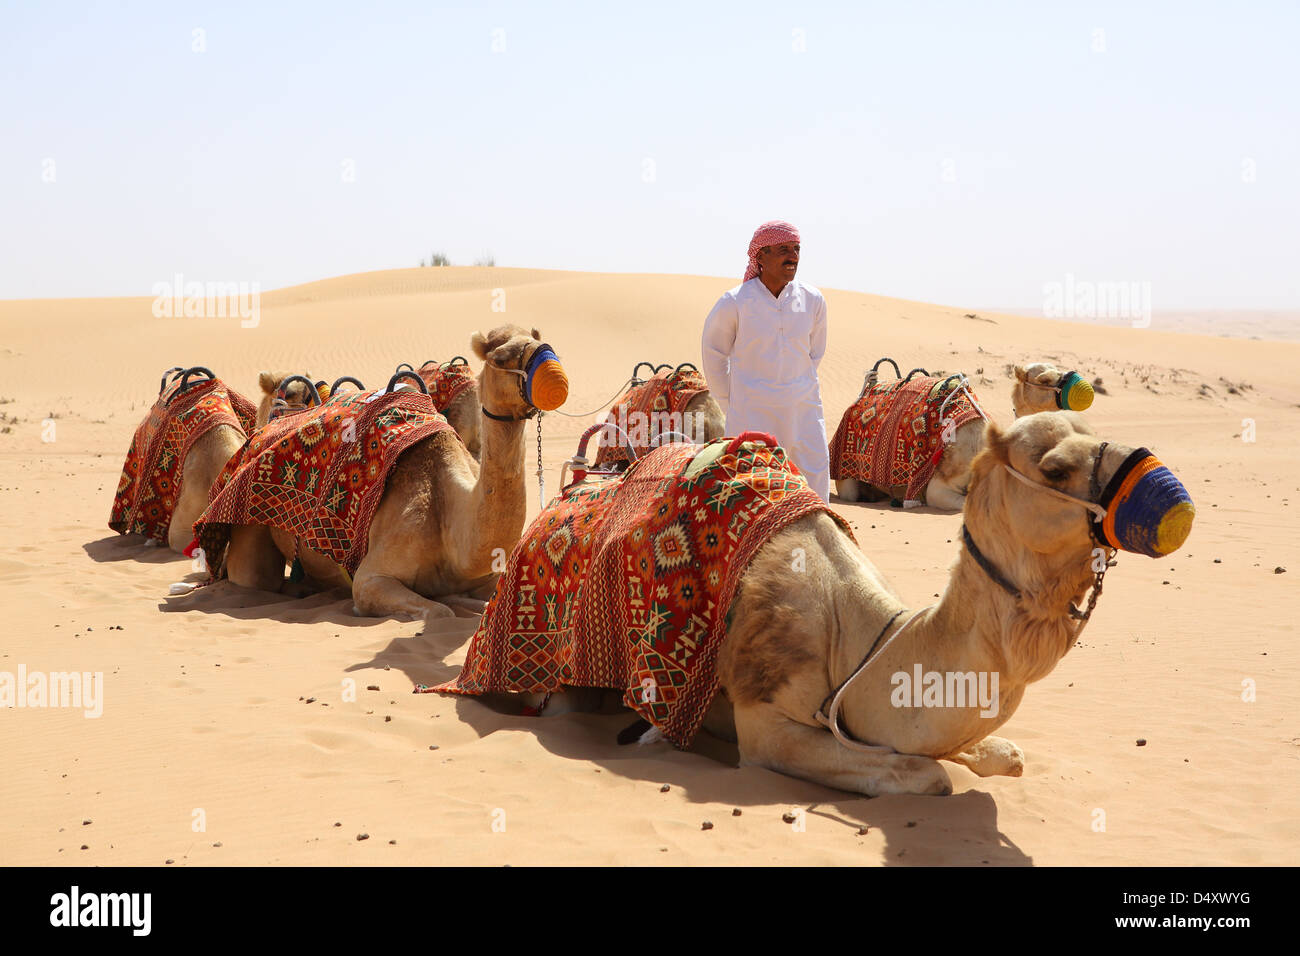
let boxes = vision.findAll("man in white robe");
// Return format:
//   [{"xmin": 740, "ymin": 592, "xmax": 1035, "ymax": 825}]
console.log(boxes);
[{"xmin": 700, "ymin": 220, "xmax": 830, "ymax": 501}]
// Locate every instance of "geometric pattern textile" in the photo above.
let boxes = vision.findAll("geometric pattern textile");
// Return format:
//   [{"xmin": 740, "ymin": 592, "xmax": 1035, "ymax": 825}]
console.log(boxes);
[
  {"xmin": 423, "ymin": 437, "xmax": 856, "ymax": 748},
  {"xmin": 416, "ymin": 362, "xmax": 477, "ymax": 412},
  {"xmin": 108, "ymin": 377, "xmax": 258, "ymax": 541},
  {"xmin": 592, "ymin": 368, "xmax": 710, "ymax": 469},
  {"xmin": 828, "ymin": 375, "xmax": 983, "ymax": 501},
  {"xmin": 193, "ymin": 387, "xmax": 455, "ymax": 578}
]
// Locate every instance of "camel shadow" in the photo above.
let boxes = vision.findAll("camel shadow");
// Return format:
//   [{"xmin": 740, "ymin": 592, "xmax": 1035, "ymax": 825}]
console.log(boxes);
[
  {"xmin": 356, "ymin": 631, "xmax": 1030, "ymax": 865},
  {"xmin": 157, "ymin": 580, "xmax": 480, "ymax": 628},
  {"xmin": 83, "ymin": 533, "xmax": 185, "ymax": 564}
]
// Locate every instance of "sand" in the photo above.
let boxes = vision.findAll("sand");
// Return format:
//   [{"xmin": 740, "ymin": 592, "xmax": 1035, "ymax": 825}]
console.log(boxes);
[{"xmin": 1, "ymin": 266, "xmax": 1296, "ymax": 866}]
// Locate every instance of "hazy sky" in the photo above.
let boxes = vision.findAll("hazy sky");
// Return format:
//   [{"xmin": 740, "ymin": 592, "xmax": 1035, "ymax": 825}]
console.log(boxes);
[{"xmin": 3, "ymin": 0, "xmax": 1297, "ymax": 309}]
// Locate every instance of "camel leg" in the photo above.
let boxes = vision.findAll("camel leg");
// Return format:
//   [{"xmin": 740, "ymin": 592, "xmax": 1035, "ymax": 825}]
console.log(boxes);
[
  {"xmin": 924, "ymin": 475, "xmax": 967, "ymax": 511},
  {"xmin": 946, "ymin": 735, "xmax": 1024, "ymax": 777},
  {"xmin": 732, "ymin": 703, "xmax": 953, "ymax": 797},
  {"xmin": 834, "ymin": 478, "xmax": 861, "ymax": 502},
  {"xmin": 351, "ymin": 567, "xmax": 456, "ymax": 621},
  {"xmin": 701, "ymin": 692, "xmax": 738, "ymax": 742},
  {"xmin": 170, "ymin": 426, "xmax": 245, "ymax": 553},
  {"xmin": 225, "ymin": 524, "xmax": 288, "ymax": 592},
  {"xmin": 441, "ymin": 594, "xmax": 489, "ymax": 614}
]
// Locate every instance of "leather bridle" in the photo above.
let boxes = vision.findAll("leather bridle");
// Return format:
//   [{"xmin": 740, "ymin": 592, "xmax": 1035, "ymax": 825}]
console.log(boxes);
[{"xmin": 963, "ymin": 441, "xmax": 1115, "ymax": 644}]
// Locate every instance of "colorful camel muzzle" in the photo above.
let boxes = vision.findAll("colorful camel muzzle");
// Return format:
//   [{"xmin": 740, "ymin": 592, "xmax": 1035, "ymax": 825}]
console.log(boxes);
[
  {"xmin": 1054, "ymin": 371, "xmax": 1094, "ymax": 411},
  {"xmin": 1001, "ymin": 445, "xmax": 1194, "ymax": 557},
  {"xmin": 1092, "ymin": 447, "xmax": 1194, "ymax": 557},
  {"xmin": 523, "ymin": 344, "xmax": 568, "ymax": 411}
]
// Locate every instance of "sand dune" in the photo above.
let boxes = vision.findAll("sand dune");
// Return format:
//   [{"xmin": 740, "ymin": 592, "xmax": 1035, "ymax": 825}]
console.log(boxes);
[{"xmin": 1, "ymin": 266, "xmax": 1296, "ymax": 865}]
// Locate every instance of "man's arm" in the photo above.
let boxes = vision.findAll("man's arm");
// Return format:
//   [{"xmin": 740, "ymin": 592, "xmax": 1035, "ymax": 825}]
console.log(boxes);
[
  {"xmin": 701, "ymin": 294, "xmax": 739, "ymax": 411},
  {"xmin": 809, "ymin": 294, "xmax": 828, "ymax": 371}
]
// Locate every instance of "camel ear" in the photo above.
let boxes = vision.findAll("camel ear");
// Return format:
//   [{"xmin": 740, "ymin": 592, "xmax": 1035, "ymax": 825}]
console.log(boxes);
[
  {"xmin": 258, "ymin": 371, "xmax": 281, "ymax": 395},
  {"xmin": 1033, "ymin": 368, "xmax": 1059, "ymax": 385},
  {"xmin": 470, "ymin": 332, "xmax": 490, "ymax": 361},
  {"xmin": 531, "ymin": 327, "xmax": 542, "ymax": 341},
  {"xmin": 982, "ymin": 420, "xmax": 1011, "ymax": 463},
  {"xmin": 968, "ymin": 421, "xmax": 1010, "ymax": 491},
  {"xmin": 1012, "ymin": 364, "xmax": 1028, "ymax": 383}
]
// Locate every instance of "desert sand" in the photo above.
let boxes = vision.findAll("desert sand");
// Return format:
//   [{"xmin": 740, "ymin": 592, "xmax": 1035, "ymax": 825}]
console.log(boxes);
[{"xmin": 1, "ymin": 266, "xmax": 1296, "ymax": 866}]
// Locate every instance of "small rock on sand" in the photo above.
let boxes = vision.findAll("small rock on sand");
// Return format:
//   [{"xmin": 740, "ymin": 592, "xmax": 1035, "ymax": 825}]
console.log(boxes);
[
  {"xmin": 732, "ymin": 808, "xmax": 742, "ymax": 816},
  {"xmin": 782, "ymin": 811, "xmax": 798, "ymax": 824},
  {"xmin": 356, "ymin": 833, "xmax": 370, "ymax": 841},
  {"xmin": 1275, "ymin": 566, "xmax": 1287, "ymax": 574},
  {"xmin": 701, "ymin": 821, "xmax": 713, "ymax": 831},
  {"xmin": 1137, "ymin": 739, "xmax": 1147, "ymax": 747},
  {"xmin": 660, "ymin": 784, "xmax": 670, "ymax": 792}
]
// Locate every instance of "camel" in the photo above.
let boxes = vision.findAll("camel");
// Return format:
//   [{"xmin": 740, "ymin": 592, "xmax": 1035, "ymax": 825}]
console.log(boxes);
[
  {"xmin": 221, "ymin": 326, "xmax": 568, "ymax": 619},
  {"xmin": 165, "ymin": 371, "xmax": 322, "ymax": 554},
  {"xmin": 835, "ymin": 361, "xmax": 1094, "ymax": 511},
  {"xmin": 593, "ymin": 362, "xmax": 725, "ymax": 469},
  {"xmin": 396, "ymin": 359, "xmax": 481, "ymax": 461},
  {"xmin": 520, "ymin": 411, "xmax": 1195, "ymax": 796},
  {"xmin": 1011, "ymin": 362, "xmax": 1095, "ymax": 418}
]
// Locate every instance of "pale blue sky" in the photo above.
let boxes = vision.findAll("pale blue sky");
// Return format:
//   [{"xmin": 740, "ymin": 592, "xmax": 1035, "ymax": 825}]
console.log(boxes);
[{"xmin": 2, "ymin": 0, "xmax": 1296, "ymax": 309}]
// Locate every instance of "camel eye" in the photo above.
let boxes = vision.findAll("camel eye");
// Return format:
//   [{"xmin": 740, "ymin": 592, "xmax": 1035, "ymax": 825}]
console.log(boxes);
[{"xmin": 1040, "ymin": 465, "xmax": 1069, "ymax": 483}]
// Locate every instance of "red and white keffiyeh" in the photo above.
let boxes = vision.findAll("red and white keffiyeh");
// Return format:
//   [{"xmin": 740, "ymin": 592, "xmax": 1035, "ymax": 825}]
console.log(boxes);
[{"xmin": 744, "ymin": 220, "xmax": 801, "ymax": 283}]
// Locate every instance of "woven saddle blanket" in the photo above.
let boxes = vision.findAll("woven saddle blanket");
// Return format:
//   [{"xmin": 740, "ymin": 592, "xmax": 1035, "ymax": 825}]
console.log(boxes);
[
  {"xmin": 427, "ymin": 437, "xmax": 856, "ymax": 747},
  {"xmin": 416, "ymin": 362, "xmax": 477, "ymax": 411},
  {"xmin": 828, "ymin": 375, "xmax": 983, "ymax": 500},
  {"xmin": 593, "ymin": 369, "xmax": 710, "ymax": 468},
  {"xmin": 109, "ymin": 377, "xmax": 258, "ymax": 541},
  {"xmin": 194, "ymin": 388, "xmax": 455, "ymax": 578}
]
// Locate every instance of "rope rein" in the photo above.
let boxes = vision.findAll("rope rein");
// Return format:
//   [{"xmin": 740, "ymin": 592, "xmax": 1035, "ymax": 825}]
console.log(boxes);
[{"xmin": 813, "ymin": 606, "xmax": 933, "ymax": 753}]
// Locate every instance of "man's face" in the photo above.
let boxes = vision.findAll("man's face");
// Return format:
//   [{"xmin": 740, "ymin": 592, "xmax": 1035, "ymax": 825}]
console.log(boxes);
[{"xmin": 757, "ymin": 241, "xmax": 799, "ymax": 282}]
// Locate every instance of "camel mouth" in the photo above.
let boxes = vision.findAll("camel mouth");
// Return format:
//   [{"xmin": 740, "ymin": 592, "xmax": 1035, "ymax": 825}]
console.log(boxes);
[
  {"xmin": 1095, "ymin": 449, "xmax": 1194, "ymax": 557},
  {"xmin": 523, "ymin": 344, "xmax": 568, "ymax": 411}
]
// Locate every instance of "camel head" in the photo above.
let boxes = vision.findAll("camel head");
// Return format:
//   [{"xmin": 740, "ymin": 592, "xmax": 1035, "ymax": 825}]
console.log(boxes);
[
  {"xmin": 964, "ymin": 412, "xmax": 1194, "ymax": 679},
  {"xmin": 255, "ymin": 371, "xmax": 318, "ymax": 427},
  {"xmin": 1011, "ymin": 363, "xmax": 1095, "ymax": 417},
  {"xmin": 470, "ymin": 325, "xmax": 569, "ymax": 420}
]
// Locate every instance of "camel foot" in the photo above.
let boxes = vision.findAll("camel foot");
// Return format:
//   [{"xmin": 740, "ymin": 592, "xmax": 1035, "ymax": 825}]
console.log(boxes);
[
  {"xmin": 948, "ymin": 736, "xmax": 1024, "ymax": 777},
  {"xmin": 442, "ymin": 594, "xmax": 489, "ymax": 614},
  {"xmin": 350, "ymin": 570, "xmax": 455, "ymax": 620}
]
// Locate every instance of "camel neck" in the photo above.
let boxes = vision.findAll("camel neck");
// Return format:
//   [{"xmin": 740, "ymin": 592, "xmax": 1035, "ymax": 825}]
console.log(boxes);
[{"xmin": 455, "ymin": 408, "xmax": 529, "ymax": 579}]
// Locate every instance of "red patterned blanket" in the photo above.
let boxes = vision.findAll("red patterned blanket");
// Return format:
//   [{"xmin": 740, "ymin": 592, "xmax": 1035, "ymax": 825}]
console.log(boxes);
[
  {"xmin": 425, "ymin": 437, "xmax": 855, "ymax": 747},
  {"xmin": 828, "ymin": 375, "xmax": 984, "ymax": 501},
  {"xmin": 194, "ymin": 388, "xmax": 455, "ymax": 578},
  {"xmin": 416, "ymin": 362, "xmax": 477, "ymax": 411},
  {"xmin": 109, "ymin": 378, "xmax": 258, "ymax": 541},
  {"xmin": 593, "ymin": 368, "xmax": 710, "ymax": 468}
]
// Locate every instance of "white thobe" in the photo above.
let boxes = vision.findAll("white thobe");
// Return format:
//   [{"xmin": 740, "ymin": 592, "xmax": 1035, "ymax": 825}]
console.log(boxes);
[{"xmin": 701, "ymin": 277, "xmax": 830, "ymax": 501}]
